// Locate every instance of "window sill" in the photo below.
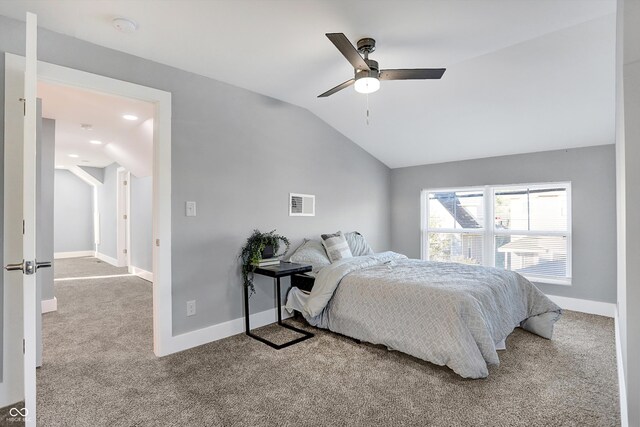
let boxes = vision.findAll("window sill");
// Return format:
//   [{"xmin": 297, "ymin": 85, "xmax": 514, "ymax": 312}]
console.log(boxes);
[{"xmin": 525, "ymin": 276, "xmax": 572, "ymax": 286}]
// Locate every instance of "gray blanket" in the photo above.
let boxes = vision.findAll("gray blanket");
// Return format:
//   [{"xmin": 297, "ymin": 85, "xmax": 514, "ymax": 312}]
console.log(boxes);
[{"xmin": 289, "ymin": 252, "xmax": 562, "ymax": 378}]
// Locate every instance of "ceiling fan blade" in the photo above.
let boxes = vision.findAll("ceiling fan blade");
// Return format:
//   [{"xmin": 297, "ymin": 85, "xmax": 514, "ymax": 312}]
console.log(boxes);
[
  {"xmin": 326, "ymin": 33, "xmax": 370, "ymax": 71},
  {"xmin": 379, "ymin": 68, "xmax": 446, "ymax": 80},
  {"xmin": 318, "ymin": 79, "xmax": 355, "ymax": 98}
]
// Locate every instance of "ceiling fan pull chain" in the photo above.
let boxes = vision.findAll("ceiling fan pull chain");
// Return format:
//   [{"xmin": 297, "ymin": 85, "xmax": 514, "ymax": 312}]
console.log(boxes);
[{"xmin": 366, "ymin": 92, "xmax": 370, "ymax": 126}]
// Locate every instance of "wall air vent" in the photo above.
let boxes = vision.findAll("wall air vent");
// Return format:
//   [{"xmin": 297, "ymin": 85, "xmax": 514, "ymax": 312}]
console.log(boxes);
[{"xmin": 289, "ymin": 193, "xmax": 315, "ymax": 217}]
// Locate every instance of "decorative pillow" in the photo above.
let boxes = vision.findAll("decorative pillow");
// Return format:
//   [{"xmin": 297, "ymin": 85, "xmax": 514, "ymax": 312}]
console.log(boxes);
[
  {"xmin": 321, "ymin": 231, "xmax": 353, "ymax": 263},
  {"xmin": 288, "ymin": 239, "xmax": 331, "ymax": 273},
  {"xmin": 344, "ymin": 231, "xmax": 374, "ymax": 257}
]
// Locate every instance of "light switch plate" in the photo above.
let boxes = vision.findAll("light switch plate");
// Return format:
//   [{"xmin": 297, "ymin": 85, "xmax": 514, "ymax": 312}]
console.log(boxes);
[{"xmin": 186, "ymin": 201, "xmax": 196, "ymax": 217}]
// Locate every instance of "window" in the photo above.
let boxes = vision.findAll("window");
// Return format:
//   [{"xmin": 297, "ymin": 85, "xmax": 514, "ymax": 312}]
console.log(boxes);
[
  {"xmin": 424, "ymin": 189, "xmax": 485, "ymax": 265},
  {"xmin": 421, "ymin": 183, "xmax": 571, "ymax": 285}
]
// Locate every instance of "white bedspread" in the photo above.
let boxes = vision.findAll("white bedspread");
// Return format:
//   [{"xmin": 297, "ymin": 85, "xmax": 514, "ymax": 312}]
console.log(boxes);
[{"xmin": 286, "ymin": 252, "xmax": 562, "ymax": 378}]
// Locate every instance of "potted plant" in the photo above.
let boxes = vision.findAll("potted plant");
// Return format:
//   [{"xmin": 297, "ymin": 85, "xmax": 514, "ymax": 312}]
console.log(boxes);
[{"xmin": 240, "ymin": 229, "xmax": 290, "ymax": 296}]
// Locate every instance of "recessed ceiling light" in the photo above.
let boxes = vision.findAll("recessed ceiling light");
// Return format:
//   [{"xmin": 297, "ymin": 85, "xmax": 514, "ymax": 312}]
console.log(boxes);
[
  {"xmin": 68, "ymin": 154, "xmax": 79, "ymax": 158},
  {"xmin": 112, "ymin": 17, "xmax": 138, "ymax": 33},
  {"xmin": 82, "ymin": 160, "xmax": 90, "ymax": 163},
  {"xmin": 122, "ymin": 114, "xmax": 138, "ymax": 121},
  {"xmin": 80, "ymin": 123, "xmax": 93, "ymax": 131},
  {"xmin": 89, "ymin": 140, "xmax": 102, "ymax": 145}
]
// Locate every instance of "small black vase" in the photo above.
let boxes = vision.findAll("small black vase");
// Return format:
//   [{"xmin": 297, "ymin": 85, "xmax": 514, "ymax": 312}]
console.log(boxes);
[{"xmin": 261, "ymin": 245, "xmax": 275, "ymax": 259}]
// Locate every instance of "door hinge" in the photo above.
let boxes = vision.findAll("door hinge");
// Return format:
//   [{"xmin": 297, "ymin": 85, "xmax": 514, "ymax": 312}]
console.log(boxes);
[
  {"xmin": 22, "ymin": 220, "xmax": 25, "ymax": 235},
  {"xmin": 19, "ymin": 98, "xmax": 25, "ymax": 116},
  {"xmin": 123, "ymin": 214, "xmax": 127, "ymax": 220},
  {"xmin": 123, "ymin": 249, "xmax": 127, "ymax": 254},
  {"xmin": 123, "ymin": 180, "xmax": 128, "ymax": 186},
  {"xmin": 23, "ymin": 339, "xmax": 25, "ymax": 354},
  {"xmin": 156, "ymin": 239, "xmax": 160, "ymax": 247}
]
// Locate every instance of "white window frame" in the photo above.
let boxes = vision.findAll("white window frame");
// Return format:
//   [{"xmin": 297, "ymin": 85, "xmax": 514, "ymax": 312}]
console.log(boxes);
[{"xmin": 421, "ymin": 182, "xmax": 572, "ymax": 286}]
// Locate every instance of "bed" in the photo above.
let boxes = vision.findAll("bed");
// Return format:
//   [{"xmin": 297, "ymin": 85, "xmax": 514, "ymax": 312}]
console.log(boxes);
[{"xmin": 284, "ymin": 234, "xmax": 562, "ymax": 379}]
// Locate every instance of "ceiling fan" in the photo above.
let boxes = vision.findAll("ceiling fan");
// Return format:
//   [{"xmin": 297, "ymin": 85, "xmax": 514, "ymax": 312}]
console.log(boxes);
[{"xmin": 318, "ymin": 33, "xmax": 446, "ymax": 98}]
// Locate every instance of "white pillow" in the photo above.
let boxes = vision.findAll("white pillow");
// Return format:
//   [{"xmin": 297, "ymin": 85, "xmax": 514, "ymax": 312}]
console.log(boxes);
[
  {"xmin": 344, "ymin": 231, "xmax": 374, "ymax": 257},
  {"xmin": 288, "ymin": 239, "xmax": 331, "ymax": 273},
  {"xmin": 321, "ymin": 231, "xmax": 353, "ymax": 263}
]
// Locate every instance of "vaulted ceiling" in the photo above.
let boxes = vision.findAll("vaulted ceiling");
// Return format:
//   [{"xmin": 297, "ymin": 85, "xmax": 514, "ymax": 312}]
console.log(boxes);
[{"xmin": 0, "ymin": 0, "xmax": 617, "ymax": 168}]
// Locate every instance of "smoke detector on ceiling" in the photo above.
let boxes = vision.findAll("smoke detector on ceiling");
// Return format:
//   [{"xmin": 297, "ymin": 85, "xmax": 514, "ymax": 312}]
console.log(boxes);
[{"xmin": 112, "ymin": 17, "xmax": 138, "ymax": 33}]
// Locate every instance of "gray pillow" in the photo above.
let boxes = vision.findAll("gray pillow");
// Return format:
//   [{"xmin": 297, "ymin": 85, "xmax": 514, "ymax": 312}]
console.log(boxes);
[
  {"xmin": 344, "ymin": 231, "xmax": 374, "ymax": 257},
  {"xmin": 321, "ymin": 231, "xmax": 353, "ymax": 263},
  {"xmin": 288, "ymin": 239, "xmax": 331, "ymax": 273}
]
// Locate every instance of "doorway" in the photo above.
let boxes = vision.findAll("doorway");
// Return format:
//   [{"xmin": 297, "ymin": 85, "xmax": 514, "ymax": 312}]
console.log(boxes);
[
  {"xmin": 42, "ymin": 78, "xmax": 155, "ymax": 283},
  {"xmin": 36, "ymin": 59, "xmax": 173, "ymax": 357}
]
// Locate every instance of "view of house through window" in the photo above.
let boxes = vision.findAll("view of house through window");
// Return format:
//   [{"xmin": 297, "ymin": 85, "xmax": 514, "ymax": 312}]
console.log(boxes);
[
  {"xmin": 422, "ymin": 183, "xmax": 571, "ymax": 284},
  {"xmin": 426, "ymin": 189, "xmax": 485, "ymax": 265}
]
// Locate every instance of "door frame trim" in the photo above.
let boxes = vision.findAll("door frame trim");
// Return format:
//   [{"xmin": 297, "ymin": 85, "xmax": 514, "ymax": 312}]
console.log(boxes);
[
  {"xmin": 116, "ymin": 167, "xmax": 130, "ymax": 268},
  {"xmin": 34, "ymin": 58, "xmax": 173, "ymax": 357}
]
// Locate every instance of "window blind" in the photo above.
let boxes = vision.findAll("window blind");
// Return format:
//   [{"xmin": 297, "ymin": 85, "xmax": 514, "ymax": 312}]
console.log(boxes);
[{"xmin": 422, "ymin": 183, "xmax": 571, "ymax": 284}]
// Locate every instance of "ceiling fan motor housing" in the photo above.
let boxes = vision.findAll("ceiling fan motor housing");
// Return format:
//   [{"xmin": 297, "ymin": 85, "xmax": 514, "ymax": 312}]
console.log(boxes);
[
  {"xmin": 356, "ymin": 38, "xmax": 378, "ymax": 81},
  {"xmin": 355, "ymin": 59, "xmax": 379, "ymax": 80}
]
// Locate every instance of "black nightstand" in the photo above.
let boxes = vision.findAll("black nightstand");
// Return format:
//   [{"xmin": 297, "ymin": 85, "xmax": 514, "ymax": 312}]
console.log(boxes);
[{"xmin": 244, "ymin": 261, "xmax": 314, "ymax": 349}]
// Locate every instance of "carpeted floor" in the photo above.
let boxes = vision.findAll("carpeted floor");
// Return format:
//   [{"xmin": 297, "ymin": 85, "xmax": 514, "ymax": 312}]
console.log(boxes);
[
  {"xmin": 54, "ymin": 256, "xmax": 129, "ymax": 279},
  {"xmin": 29, "ymin": 258, "xmax": 620, "ymax": 426}
]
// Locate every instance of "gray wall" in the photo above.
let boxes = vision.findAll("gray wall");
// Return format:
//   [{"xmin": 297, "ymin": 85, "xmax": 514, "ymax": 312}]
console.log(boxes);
[
  {"xmin": 38, "ymin": 117, "xmax": 55, "ymax": 301},
  {"xmin": 168, "ymin": 103, "xmax": 390, "ymax": 334},
  {"xmin": 96, "ymin": 163, "xmax": 119, "ymax": 259},
  {"xmin": 623, "ymin": 54, "xmax": 640, "ymax": 427},
  {"xmin": 0, "ymin": 48, "xmax": 4, "ymax": 381},
  {"xmin": 390, "ymin": 145, "xmax": 616, "ymax": 303},
  {"xmin": 54, "ymin": 170, "xmax": 94, "ymax": 253},
  {"xmin": 35, "ymin": 105, "xmax": 54, "ymax": 368},
  {"xmin": 0, "ymin": 16, "xmax": 391, "ymax": 336},
  {"xmin": 79, "ymin": 166, "xmax": 104, "ymax": 183},
  {"xmin": 130, "ymin": 175, "xmax": 153, "ymax": 273},
  {"xmin": 620, "ymin": 0, "xmax": 640, "ymax": 421}
]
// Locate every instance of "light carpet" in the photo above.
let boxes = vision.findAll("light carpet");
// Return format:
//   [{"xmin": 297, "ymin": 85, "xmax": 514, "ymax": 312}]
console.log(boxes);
[
  {"xmin": 54, "ymin": 256, "xmax": 129, "ymax": 279},
  {"xmin": 13, "ymin": 258, "xmax": 621, "ymax": 426}
]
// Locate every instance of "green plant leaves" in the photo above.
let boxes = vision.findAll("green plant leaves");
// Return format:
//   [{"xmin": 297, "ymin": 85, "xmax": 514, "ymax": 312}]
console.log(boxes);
[{"xmin": 239, "ymin": 229, "xmax": 290, "ymax": 296}]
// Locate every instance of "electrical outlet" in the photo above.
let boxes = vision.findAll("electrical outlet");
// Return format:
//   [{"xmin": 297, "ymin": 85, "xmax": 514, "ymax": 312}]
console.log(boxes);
[
  {"xmin": 185, "ymin": 201, "xmax": 197, "ymax": 217},
  {"xmin": 186, "ymin": 300, "xmax": 196, "ymax": 317}
]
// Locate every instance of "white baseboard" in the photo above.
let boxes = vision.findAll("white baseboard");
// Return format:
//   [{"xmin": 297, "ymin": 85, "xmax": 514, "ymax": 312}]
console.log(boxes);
[
  {"xmin": 54, "ymin": 250, "xmax": 94, "ymax": 259},
  {"xmin": 161, "ymin": 294, "xmax": 615, "ymax": 364},
  {"xmin": 546, "ymin": 295, "xmax": 616, "ymax": 318},
  {"xmin": 95, "ymin": 252, "xmax": 119, "ymax": 267},
  {"xmin": 41, "ymin": 297, "xmax": 57, "ymax": 313},
  {"xmin": 164, "ymin": 306, "xmax": 293, "ymax": 356},
  {"xmin": 128, "ymin": 265, "xmax": 153, "ymax": 282},
  {"xmin": 615, "ymin": 307, "xmax": 629, "ymax": 427}
]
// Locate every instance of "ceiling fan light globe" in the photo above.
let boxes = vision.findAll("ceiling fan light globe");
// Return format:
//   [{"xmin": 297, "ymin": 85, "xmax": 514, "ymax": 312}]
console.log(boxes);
[{"xmin": 354, "ymin": 77, "xmax": 380, "ymax": 94}]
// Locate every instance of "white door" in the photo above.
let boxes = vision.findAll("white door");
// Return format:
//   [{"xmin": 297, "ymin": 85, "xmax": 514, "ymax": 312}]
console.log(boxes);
[
  {"xmin": 116, "ymin": 168, "xmax": 130, "ymax": 267},
  {"xmin": 3, "ymin": 13, "xmax": 44, "ymax": 427}
]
